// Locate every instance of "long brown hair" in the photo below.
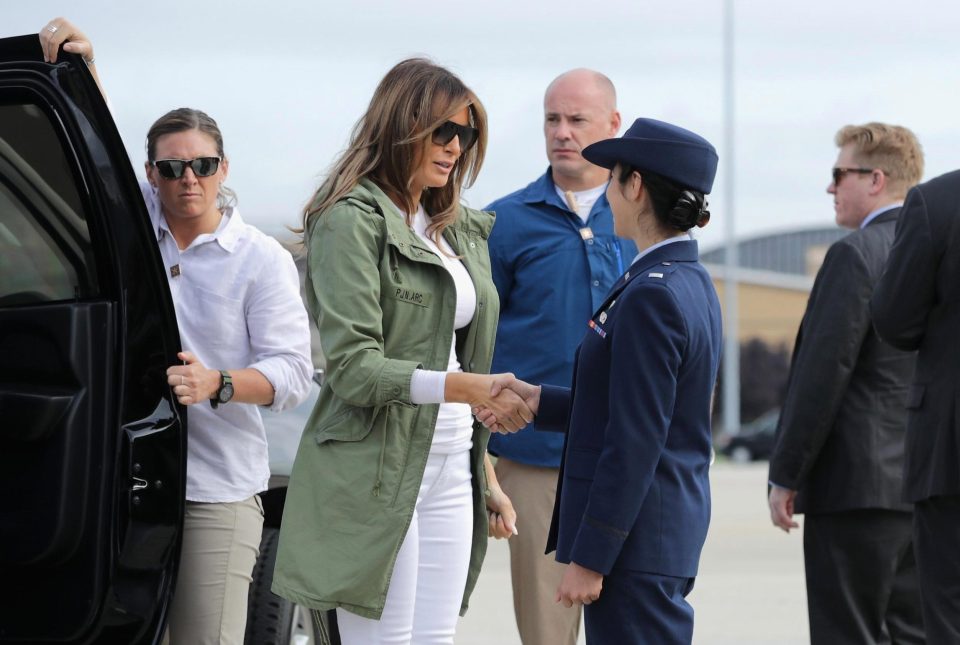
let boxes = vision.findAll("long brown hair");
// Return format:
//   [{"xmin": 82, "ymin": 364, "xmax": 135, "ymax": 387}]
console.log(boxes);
[{"xmin": 302, "ymin": 58, "xmax": 487, "ymax": 244}]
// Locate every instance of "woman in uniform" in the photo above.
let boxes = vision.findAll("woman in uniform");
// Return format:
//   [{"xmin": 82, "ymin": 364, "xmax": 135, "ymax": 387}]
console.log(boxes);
[{"xmin": 478, "ymin": 118, "xmax": 722, "ymax": 644}]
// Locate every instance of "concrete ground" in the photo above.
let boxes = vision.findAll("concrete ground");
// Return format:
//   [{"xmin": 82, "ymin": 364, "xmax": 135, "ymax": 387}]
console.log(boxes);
[{"xmin": 457, "ymin": 461, "xmax": 809, "ymax": 644}]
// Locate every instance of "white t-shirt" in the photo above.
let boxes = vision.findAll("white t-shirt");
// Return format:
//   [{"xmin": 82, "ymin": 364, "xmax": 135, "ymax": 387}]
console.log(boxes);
[
  {"xmin": 555, "ymin": 183, "xmax": 607, "ymax": 222},
  {"xmin": 404, "ymin": 205, "xmax": 477, "ymax": 454},
  {"xmin": 141, "ymin": 182, "xmax": 314, "ymax": 502}
]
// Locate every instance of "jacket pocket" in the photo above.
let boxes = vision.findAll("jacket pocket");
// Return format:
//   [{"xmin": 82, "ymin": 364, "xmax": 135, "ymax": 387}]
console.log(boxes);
[
  {"xmin": 906, "ymin": 384, "xmax": 926, "ymax": 410},
  {"xmin": 314, "ymin": 405, "xmax": 404, "ymax": 505},
  {"xmin": 314, "ymin": 405, "xmax": 376, "ymax": 444}
]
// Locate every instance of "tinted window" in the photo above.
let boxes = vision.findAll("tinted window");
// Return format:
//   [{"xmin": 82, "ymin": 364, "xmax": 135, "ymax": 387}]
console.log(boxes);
[{"xmin": 0, "ymin": 102, "xmax": 99, "ymax": 305}]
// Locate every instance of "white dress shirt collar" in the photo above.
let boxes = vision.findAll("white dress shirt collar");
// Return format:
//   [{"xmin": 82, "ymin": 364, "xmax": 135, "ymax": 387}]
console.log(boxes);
[
  {"xmin": 145, "ymin": 184, "xmax": 243, "ymax": 253},
  {"xmin": 860, "ymin": 202, "xmax": 902, "ymax": 230},
  {"xmin": 630, "ymin": 233, "xmax": 692, "ymax": 267}
]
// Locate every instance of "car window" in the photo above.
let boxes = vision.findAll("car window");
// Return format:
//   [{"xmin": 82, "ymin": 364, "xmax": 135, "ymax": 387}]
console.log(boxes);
[{"xmin": 0, "ymin": 101, "xmax": 99, "ymax": 306}]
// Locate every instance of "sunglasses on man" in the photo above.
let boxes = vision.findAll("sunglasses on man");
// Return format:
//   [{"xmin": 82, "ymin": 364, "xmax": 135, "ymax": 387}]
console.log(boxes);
[
  {"xmin": 832, "ymin": 167, "xmax": 874, "ymax": 185},
  {"xmin": 432, "ymin": 121, "xmax": 479, "ymax": 151},
  {"xmin": 152, "ymin": 156, "xmax": 222, "ymax": 180}
]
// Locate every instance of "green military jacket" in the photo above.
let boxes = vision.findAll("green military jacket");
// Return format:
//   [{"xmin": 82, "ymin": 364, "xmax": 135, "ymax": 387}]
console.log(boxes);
[{"xmin": 272, "ymin": 178, "xmax": 499, "ymax": 620}]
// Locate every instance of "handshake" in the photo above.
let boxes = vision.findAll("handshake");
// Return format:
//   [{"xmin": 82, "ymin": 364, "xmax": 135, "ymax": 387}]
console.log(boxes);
[{"xmin": 449, "ymin": 372, "xmax": 541, "ymax": 434}]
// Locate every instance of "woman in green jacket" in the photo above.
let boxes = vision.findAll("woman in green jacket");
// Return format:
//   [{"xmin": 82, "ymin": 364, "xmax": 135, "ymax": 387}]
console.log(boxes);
[{"xmin": 273, "ymin": 59, "xmax": 531, "ymax": 644}]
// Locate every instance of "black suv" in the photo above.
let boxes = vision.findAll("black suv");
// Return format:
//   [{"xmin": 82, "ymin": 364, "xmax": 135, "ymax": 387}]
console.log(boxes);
[{"xmin": 0, "ymin": 35, "xmax": 332, "ymax": 644}]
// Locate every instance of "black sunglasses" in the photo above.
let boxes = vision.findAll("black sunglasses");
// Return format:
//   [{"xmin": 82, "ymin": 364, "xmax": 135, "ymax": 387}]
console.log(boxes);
[
  {"xmin": 431, "ymin": 121, "xmax": 479, "ymax": 151},
  {"xmin": 152, "ymin": 156, "xmax": 222, "ymax": 180},
  {"xmin": 832, "ymin": 167, "xmax": 873, "ymax": 185}
]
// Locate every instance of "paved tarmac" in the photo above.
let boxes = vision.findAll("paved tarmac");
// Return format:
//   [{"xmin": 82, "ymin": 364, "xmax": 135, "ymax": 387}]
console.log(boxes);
[{"xmin": 457, "ymin": 461, "xmax": 809, "ymax": 644}]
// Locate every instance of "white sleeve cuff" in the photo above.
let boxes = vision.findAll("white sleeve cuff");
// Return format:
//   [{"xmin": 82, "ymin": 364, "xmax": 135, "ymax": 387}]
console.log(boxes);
[{"xmin": 410, "ymin": 369, "xmax": 447, "ymax": 404}]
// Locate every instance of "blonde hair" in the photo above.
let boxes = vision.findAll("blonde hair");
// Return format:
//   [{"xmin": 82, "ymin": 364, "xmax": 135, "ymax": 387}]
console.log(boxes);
[
  {"xmin": 302, "ymin": 58, "xmax": 487, "ymax": 244},
  {"xmin": 835, "ymin": 123, "xmax": 923, "ymax": 197}
]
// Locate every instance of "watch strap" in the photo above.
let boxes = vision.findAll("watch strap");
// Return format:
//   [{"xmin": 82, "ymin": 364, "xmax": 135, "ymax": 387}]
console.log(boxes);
[{"xmin": 210, "ymin": 369, "xmax": 233, "ymax": 409}]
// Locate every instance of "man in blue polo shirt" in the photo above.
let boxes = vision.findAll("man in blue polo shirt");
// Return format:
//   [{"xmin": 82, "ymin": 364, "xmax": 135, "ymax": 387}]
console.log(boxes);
[{"xmin": 486, "ymin": 68, "xmax": 636, "ymax": 645}]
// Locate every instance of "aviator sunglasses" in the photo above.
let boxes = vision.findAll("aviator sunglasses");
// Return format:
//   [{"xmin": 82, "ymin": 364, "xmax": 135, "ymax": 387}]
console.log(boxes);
[
  {"xmin": 152, "ymin": 156, "xmax": 222, "ymax": 180},
  {"xmin": 432, "ymin": 121, "xmax": 479, "ymax": 151}
]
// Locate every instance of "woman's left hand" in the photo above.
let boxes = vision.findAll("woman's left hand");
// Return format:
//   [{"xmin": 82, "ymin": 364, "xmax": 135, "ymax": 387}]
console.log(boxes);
[
  {"xmin": 485, "ymin": 485, "xmax": 518, "ymax": 539},
  {"xmin": 556, "ymin": 562, "xmax": 603, "ymax": 607}
]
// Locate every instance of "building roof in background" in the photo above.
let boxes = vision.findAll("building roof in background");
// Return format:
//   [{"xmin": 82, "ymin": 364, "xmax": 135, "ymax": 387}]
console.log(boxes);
[{"xmin": 701, "ymin": 227, "xmax": 847, "ymax": 276}]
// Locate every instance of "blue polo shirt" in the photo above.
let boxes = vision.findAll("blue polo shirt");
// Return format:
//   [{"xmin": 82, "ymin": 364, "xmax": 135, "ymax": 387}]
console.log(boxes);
[{"xmin": 486, "ymin": 169, "xmax": 638, "ymax": 467}]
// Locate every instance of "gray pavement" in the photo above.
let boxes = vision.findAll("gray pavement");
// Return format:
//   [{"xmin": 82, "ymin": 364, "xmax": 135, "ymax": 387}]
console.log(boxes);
[{"xmin": 457, "ymin": 462, "xmax": 809, "ymax": 644}]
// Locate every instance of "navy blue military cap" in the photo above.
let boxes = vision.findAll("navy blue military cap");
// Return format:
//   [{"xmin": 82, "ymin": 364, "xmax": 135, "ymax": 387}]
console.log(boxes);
[{"xmin": 582, "ymin": 118, "xmax": 719, "ymax": 194}]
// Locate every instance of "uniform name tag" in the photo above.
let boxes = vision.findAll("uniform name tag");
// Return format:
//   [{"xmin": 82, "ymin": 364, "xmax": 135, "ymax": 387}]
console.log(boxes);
[{"xmin": 393, "ymin": 288, "xmax": 430, "ymax": 307}]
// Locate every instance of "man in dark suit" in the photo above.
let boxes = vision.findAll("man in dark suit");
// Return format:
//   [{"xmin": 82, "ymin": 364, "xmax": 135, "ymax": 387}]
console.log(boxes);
[
  {"xmin": 871, "ymin": 168, "xmax": 960, "ymax": 643},
  {"xmin": 768, "ymin": 123, "xmax": 925, "ymax": 644}
]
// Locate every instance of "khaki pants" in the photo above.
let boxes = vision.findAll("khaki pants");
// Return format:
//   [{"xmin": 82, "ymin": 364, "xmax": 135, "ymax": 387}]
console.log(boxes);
[
  {"xmin": 163, "ymin": 495, "xmax": 264, "ymax": 645},
  {"xmin": 495, "ymin": 457, "xmax": 581, "ymax": 645}
]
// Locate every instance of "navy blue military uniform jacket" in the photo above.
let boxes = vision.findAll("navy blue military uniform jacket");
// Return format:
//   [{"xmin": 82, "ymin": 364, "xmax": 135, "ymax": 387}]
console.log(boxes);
[{"xmin": 537, "ymin": 239, "xmax": 722, "ymax": 578}]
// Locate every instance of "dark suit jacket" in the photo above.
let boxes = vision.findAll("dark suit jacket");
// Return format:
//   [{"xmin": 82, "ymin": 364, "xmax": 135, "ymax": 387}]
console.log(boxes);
[
  {"xmin": 872, "ymin": 171, "xmax": 960, "ymax": 503},
  {"xmin": 536, "ymin": 240, "xmax": 722, "ymax": 578},
  {"xmin": 769, "ymin": 208, "xmax": 915, "ymax": 514}
]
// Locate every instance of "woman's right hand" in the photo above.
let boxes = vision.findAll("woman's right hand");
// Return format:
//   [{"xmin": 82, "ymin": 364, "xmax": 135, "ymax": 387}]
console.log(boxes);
[
  {"xmin": 473, "ymin": 374, "xmax": 541, "ymax": 433},
  {"xmin": 39, "ymin": 17, "xmax": 94, "ymax": 65},
  {"xmin": 445, "ymin": 372, "xmax": 534, "ymax": 433}
]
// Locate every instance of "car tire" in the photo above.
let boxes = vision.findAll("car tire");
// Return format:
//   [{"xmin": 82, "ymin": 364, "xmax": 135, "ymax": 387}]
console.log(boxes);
[
  {"xmin": 730, "ymin": 445, "xmax": 753, "ymax": 464},
  {"xmin": 246, "ymin": 527, "xmax": 335, "ymax": 645}
]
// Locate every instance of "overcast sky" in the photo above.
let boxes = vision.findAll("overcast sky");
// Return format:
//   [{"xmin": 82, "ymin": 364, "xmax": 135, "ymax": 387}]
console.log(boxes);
[{"xmin": 7, "ymin": 1, "xmax": 960, "ymax": 251}]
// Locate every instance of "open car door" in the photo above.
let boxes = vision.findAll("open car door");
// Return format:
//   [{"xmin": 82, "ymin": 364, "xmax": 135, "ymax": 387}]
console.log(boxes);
[{"xmin": 0, "ymin": 35, "xmax": 184, "ymax": 644}]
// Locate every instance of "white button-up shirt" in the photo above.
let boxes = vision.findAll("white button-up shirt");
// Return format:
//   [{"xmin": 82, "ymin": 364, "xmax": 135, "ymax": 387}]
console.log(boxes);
[{"xmin": 142, "ymin": 183, "xmax": 313, "ymax": 502}]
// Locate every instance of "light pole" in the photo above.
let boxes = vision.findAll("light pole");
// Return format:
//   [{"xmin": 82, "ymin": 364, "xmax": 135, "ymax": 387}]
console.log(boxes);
[{"xmin": 722, "ymin": 0, "xmax": 741, "ymax": 435}]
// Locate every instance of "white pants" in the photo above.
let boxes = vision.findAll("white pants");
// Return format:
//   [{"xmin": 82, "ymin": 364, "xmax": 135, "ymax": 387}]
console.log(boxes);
[{"xmin": 337, "ymin": 450, "xmax": 474, "ymax": 645}]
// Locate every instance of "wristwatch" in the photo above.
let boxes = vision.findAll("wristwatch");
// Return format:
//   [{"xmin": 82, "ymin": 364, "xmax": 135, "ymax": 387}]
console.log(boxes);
[{"xmin": 210, "ymin": 370, "xmax": 234, "ymax": 409}]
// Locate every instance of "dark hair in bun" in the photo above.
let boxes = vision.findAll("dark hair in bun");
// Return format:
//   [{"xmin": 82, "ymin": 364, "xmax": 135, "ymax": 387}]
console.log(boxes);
[{"xmin": 617, "ymin": 165, "xmax": 710, "ymax": 231}]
